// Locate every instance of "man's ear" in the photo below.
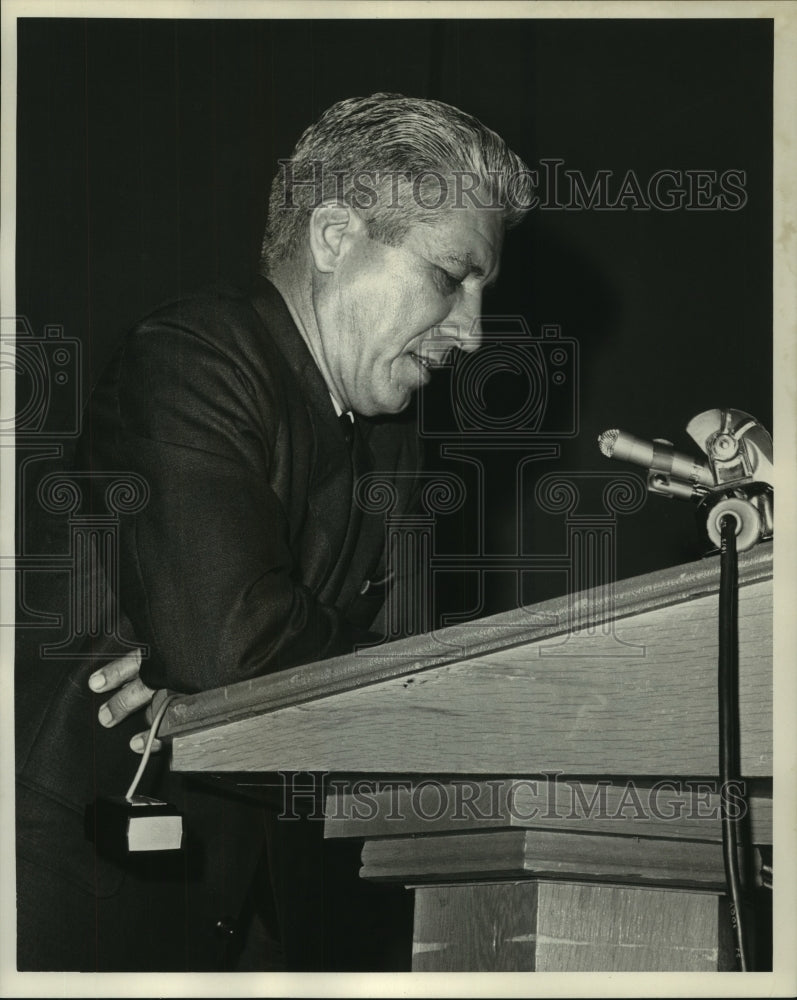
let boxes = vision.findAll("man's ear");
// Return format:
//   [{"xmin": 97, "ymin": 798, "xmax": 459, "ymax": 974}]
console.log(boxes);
[{"xmin": 308, "ymin": 202, "xmax": 364, "ymax": 273}]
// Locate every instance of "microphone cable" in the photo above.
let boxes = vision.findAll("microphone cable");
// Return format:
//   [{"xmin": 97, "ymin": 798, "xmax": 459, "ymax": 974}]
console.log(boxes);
[
  {"xmin": 125, "ymin": 694, "xmax": 175, "ymax": 802},
  {"xmin": 718, "ymin": 513, "xmax": 751, "ymax": 971}
]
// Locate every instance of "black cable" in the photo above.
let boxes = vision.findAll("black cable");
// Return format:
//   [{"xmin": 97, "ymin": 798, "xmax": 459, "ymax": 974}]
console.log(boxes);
[{"xmin": 718, "ymin": 513, "xmax": 750, "ymax": 971}]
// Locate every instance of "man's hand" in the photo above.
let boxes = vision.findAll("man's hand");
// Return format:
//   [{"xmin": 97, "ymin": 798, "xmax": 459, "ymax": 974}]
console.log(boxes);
[{"xmin": 88, "ymin": 649, "xmax": 160, "ymax": 754}]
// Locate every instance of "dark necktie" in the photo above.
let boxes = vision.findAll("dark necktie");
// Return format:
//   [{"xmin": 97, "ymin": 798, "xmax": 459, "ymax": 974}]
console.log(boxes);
[{"xmin": 339, "ymin": 412, "xmax": 355, "ymax": 448}]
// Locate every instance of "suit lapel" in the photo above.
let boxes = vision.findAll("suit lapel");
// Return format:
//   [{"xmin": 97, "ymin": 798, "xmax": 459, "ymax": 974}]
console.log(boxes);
[{"xmin": 248, "ymin": 276, "xmax": 381, "ymax": 606}]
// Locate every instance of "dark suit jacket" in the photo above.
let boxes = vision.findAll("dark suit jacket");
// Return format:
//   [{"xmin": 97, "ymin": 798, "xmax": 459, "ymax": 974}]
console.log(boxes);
[{"xmin": 15, "ymin": 276, "xmax": 421, "ymax": 969}]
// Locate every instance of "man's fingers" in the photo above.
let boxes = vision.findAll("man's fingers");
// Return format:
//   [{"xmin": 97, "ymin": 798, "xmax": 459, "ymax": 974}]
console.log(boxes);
[
  {"xmin": 129, "ymin": 732, "xmax": 162, "ymax": 755},
  {"xmin": 88, "ymin": 647, "xmax": 143, "ymax": 693},
  {"xmin": 97, "ymin": 676, "xmax": 156, "ymax": 728}
]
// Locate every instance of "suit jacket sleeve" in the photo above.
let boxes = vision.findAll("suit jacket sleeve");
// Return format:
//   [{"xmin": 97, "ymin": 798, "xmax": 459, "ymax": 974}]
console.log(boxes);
[{"xmin": 89, "ymin": 312, "xmax": 375, "ymax": 694}]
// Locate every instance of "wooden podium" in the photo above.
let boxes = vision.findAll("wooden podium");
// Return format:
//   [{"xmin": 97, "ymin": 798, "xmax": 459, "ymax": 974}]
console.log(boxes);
[{"xmin": 159, "ymin": 543, "xmax": 772, "ymax": 972}]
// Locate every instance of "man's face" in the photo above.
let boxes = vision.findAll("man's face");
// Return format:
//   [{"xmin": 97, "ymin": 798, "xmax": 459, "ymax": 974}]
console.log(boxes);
[{"xmin": 314, "ymin": 206, "xmax": 503, "ymax": 416}]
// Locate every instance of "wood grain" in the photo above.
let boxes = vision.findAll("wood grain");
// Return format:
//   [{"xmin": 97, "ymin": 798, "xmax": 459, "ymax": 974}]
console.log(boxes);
[
  {"xmin": 410, "ymin": 882, "xmax": 732, "ymax": 971},
  {"xmin": 169, "ymin": 575, "xmax": 771, "ymax": 775},
  {"xmin": 322, "ymin": 777, "xmax": 772, "ymax": 844},
  {"xmin": 412, "ymin": 883, "xmax": 538, "ymax": 972},
  {"xmin": 533, "ymin": 883, "xmax": 732, "ymax": 971},
  {"xmin": 160, "ymin": 543, "xmax": 771, "ymax": 739},
  {"xmin": 359, "ymin": 828, "xmax": 727, "ymax": 888}
]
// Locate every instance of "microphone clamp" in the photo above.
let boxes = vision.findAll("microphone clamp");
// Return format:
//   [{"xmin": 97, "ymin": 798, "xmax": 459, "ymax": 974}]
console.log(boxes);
[{"xmin": 598, "ymin": 408, "xmax": 773, "ymax": 552}]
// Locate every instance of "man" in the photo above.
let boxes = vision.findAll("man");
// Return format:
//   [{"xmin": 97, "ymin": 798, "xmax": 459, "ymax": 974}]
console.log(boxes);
[{"xmin": 15, "ymin": 93, "xmax": 533, "ymax": 971}]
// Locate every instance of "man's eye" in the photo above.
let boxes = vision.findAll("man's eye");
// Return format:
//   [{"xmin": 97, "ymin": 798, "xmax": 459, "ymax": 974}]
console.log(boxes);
[{"xmin": 437, "ymin": 268, "xmax": 464, "ymax": 293}]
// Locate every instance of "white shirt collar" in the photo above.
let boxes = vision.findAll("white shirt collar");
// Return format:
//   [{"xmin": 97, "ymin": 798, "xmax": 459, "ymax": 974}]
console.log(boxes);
[{"xmin": 330, "ymin": 393, "xmax": 354, "ymax": 422}]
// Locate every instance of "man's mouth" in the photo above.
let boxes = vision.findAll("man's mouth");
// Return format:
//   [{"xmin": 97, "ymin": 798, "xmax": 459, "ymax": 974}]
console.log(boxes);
[{"xmin": 409, "ymin": 351, "xmax": 434, "ymax": 371}]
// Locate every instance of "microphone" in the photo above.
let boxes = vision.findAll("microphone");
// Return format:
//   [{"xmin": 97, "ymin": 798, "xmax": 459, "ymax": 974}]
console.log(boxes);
[
  {"xmin": 598, "ymin": 429, "xmax": 714, "ymax": 489},
  {"xmin": 598, "ymin": 411, "xmax": 773, "ymax": 551}
]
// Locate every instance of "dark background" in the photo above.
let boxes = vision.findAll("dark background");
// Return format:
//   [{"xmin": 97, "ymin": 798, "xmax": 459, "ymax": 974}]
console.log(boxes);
[
  {"xmin": 15, "ymin": 15, "xmax": 773, "ymax": 970},
  {"xmin": 16, "ymin": 16, "xmax": 773, "ymax": 609}
]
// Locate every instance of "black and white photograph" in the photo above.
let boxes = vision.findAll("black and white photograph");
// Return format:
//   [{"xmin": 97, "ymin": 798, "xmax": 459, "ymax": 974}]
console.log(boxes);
[{"xmin": 2, "ymin": 0, "xmax": 796, "ymax": 995}]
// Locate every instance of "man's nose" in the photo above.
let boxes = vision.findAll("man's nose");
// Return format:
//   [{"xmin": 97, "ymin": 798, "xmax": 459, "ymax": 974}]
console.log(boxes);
[{"xmin": 449, "ymin": 288, "xmax": 483, "ymax": 354}]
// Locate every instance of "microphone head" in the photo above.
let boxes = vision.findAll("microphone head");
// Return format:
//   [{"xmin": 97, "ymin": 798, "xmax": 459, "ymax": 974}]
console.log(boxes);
[{"xmin": 598, "ymin": 429, "xmax": 619, "ymax": 458}]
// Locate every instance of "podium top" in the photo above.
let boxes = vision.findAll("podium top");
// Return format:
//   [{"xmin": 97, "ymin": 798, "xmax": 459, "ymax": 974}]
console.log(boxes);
[{"xmin": 158, "ymin": 543, "xmax": 772, "ymax": 745}]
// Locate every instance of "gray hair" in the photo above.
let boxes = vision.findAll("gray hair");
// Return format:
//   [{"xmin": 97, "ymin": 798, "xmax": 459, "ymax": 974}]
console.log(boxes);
[{"xmin": 259, "ymin": 93, "xmax": 534, "ymax": 276}]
